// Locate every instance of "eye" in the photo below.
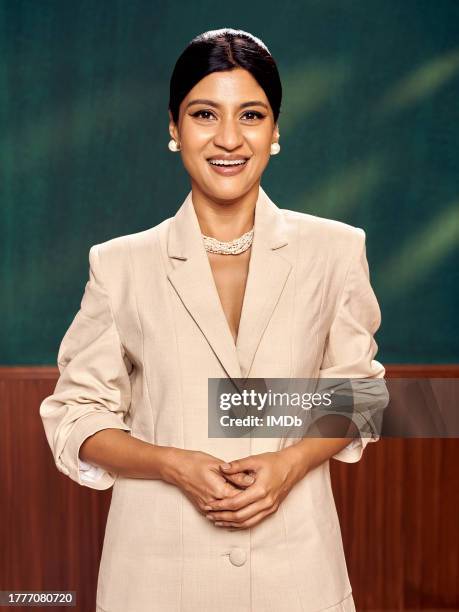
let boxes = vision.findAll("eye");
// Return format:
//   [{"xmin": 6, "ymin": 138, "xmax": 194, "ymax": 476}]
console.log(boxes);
[
  {"xmin": 191, "ymin": 110, "xmax": 216, "ymax": 120},
  {"xmin": 190, "ymin": 109, "xmax": 266, "ymax": 122},
  {"xmin": 242, "ymin": 111, "xmax": 265, "ymax": 121}
]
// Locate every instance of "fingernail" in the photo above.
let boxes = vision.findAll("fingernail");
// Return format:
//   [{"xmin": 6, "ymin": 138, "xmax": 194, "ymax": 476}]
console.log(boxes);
[
  {"xmin": 206, "ymin": 514, "xmax": 214, "ymax": 520},
  {"xmin": 204, "ymin": 505, "xmax": 212, "ymax": 511},
  {"xmin": 221, "ymin": 463, "xmax": 231, "ymax": 470},
  {"xmin": 244, "ymin": 475, "xmax": 254, "ymax": 483}
]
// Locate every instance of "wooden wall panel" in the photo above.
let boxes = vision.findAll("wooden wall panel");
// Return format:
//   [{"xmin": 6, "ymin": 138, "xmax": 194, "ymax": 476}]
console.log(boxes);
[
  {"xmin": 331, "ymin": 438, "xmax": 459, "ymax": 610},
  {"xmin": 0, "ymin": 371, "xmax": 110, "ymax": 612},
  {"xmin": 1, "ymin": 366, "xmax": 458, "ymax": 611}
]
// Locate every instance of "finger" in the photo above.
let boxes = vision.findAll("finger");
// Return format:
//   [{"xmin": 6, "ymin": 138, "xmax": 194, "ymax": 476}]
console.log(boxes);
[
  {"xmin": 214, "ymin": 506, "xmax": 275, "ymax": 530},
  {"xmin": 207, "ymin": 498, "xmax": 268, "ymax": 523},
  {"xmin": 204, "ymin": 483, "xmax": 264, "ymax": 512},
  {"xmin": 219, "ymin": 457, "xmax": 255, "ymax": 474},
  {"xmin": 219, "ymin": 480, "xmax": 245, "ymax": 499},
  {"xmin": 220, "ymin": 472, "xmax": 255, "ymax": 488}
]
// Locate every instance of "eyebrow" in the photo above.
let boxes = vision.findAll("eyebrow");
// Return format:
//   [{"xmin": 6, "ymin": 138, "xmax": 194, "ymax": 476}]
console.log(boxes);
[{"xmin": 185, "ymin": 98, "xmax": 269, "ymax": 111}]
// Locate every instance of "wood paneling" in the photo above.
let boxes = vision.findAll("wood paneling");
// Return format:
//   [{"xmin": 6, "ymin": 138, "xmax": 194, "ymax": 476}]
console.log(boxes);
[
  {"xmin": 331, "ymin": 437, "xmax": 459, "ymax": 610},
  {"xmin": 1, "ymin": 365, "xmax": 458, "ymax": 611},
  {"xmin": 0, "ymin": 371, "xmax": 110, "ymax": 612}
]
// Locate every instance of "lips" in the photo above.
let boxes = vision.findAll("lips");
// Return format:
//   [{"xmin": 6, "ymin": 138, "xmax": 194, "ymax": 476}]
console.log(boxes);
[
  {"xmin": 207, "ymin": 157, "xmax": 250, "ymax": 176},
  {"xmin": 208, "ymin": 160, "xmax": 247, "ymax": 167},
  {"xmin": 206, "ymin": 156, "xmax": 250, "ymax": 162}
]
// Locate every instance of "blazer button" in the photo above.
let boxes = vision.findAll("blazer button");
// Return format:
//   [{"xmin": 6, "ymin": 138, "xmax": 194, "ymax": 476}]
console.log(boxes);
[{"xmin": 229, "ymin": 547, "xmax": 247, "ymax": 566}]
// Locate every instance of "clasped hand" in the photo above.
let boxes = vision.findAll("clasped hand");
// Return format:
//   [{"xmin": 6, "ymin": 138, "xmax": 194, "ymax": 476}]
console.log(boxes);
[
  {"xmin": 171, "ymin": 448, "xmax": 306, "ymax": 530},
  {"xmin": 208, "ymin": 450, "xmax": 306, "ymax": 529},
  {"xmin": 199, "ymin": 449, "xmax": 304, "ymax": 529}
]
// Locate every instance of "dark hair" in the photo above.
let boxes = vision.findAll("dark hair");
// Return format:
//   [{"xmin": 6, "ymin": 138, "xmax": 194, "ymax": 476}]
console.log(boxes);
[{"xmin": 169, "ymin": 28, "xmax": 282, "ymax": 125}]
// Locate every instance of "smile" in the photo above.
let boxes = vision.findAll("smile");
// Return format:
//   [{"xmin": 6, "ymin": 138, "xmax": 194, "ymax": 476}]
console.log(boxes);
[
  {"xmin": 207, "ymin": 158, "xmax": 249, "ymax": 176},
  {"xmin": 208, "ymin": 159, "xmax": 247, "ymax": 166}
]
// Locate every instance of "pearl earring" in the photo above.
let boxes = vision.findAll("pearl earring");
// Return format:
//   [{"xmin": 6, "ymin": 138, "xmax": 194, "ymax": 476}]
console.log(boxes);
[
  {"xmin": 270, "ymin": 142, "xmax": 280, "ymax": 155},
  {"xmin": 168, "ymin": 139, "xmax": 181, "ymax": 152}
]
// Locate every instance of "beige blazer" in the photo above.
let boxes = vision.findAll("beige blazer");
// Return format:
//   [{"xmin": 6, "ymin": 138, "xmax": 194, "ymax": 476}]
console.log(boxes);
[{"xmin": 40, "ymin": 185, "xmax": 385, "ymax": 612}]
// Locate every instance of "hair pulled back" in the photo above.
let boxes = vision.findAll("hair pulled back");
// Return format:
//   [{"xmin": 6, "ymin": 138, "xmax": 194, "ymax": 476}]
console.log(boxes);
[{"xmin": 169, "ymin": 28, "xmax": 282, "ymax": 125}]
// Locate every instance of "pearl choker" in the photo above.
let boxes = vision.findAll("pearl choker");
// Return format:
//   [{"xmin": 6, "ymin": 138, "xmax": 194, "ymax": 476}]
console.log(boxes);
[{"xmin": 202, "ymin": 228, "xmax": 254, "ymax": 255}]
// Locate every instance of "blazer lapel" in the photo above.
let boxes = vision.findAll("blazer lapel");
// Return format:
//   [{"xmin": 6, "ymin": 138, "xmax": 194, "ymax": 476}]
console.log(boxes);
[
  {"xmin": 235, "ymin": 188, "xmax": 292, "ymax": 379},
  {"xmin": 167, "ymin": 186, "xmax": 292, "ymax": 384}
]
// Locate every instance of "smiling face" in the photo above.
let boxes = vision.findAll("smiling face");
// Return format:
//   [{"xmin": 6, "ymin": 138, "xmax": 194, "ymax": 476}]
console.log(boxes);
[{"xmin": 169, "ymin": 67, "xmax": 279, "ymax": 202}]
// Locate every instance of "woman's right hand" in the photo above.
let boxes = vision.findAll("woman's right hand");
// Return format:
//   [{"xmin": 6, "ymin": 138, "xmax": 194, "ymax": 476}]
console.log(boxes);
[{"xmin": 160, "ymin": 447, "xmax": 255, "ymax": 515}]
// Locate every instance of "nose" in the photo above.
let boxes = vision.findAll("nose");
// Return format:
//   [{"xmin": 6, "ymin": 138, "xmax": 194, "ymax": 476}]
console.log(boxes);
[{"xmin": 213, "ymin": 116, "xmax": 244, "ymax": 151}]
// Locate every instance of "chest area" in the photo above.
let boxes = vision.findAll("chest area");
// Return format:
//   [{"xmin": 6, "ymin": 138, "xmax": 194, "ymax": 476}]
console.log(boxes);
[
  {"xmin": 207, "ymin": 250, "xmax": 251, "ymax": 345},
  {"xmin": 116, "ymin": 242, "xmax": 337, "ymax": 379}
]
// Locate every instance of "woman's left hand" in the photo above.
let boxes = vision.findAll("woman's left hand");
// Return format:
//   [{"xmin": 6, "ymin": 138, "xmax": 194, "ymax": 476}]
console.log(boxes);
[{"xmin": 203, "ymin": 448, "xmax": 308, "ymax": 530}]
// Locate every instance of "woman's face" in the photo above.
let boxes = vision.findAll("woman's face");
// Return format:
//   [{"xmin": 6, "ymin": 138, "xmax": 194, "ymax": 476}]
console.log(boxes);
[{"xmin": 169, "ymin": 67, "xmax": 279, "ymax": 202}]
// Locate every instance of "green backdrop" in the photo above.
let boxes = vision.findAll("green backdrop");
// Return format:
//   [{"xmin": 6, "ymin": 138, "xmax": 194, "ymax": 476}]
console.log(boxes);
[{"xmin": 1, "ymin": 1, "xmax": 458, "ymax": 365}]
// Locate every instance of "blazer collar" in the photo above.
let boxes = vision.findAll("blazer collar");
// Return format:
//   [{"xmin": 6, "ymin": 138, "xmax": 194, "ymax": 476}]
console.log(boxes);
[{"xmin": 167, "ymin": 185, "xmax": 292, "ymax": 384}]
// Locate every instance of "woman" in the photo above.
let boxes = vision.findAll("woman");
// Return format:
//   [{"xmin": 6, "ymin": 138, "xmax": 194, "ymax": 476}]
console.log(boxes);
[{"xmin": 40, "ymin": 28, "xmax": 386, "ymax": 612}]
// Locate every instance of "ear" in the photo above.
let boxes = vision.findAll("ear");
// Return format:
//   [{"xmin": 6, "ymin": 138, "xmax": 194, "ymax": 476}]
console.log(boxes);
[
  {"xmin": 168, "ymin": 110, "xmax": 179, "ymax": 142},
  {"xmin": 272, "ymin": 122, "xmax": 280, "ymax": 142}
]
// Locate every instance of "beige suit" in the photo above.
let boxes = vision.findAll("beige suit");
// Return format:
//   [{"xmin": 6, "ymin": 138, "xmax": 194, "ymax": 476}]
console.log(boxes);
[{"xmin": 40, "ymin": 185, "xmax": 386, "ymax": 612}]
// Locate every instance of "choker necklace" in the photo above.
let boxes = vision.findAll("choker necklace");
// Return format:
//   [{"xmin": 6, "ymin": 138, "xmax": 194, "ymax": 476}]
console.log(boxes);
[{"xmin": 202, "ymin": 228, "xmax": 254, "ymax": 255}]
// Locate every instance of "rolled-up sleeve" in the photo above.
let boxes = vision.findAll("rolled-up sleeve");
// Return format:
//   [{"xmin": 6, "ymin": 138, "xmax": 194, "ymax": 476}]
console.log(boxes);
[
  {"xmin": 318, "ymin": 228, "xmax": 388, "ymax": 463},
  {"xmin": 39, "ymin": 244, "xmax": 132, "ymax": 489}
]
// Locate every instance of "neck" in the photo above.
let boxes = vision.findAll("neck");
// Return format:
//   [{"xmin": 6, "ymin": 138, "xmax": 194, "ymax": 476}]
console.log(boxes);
[{"xmin": 190, "ymin": 181, "xmax": 259, "ymax": 241}]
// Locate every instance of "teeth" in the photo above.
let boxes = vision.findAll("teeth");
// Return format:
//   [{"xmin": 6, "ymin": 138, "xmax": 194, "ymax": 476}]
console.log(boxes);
[{"xmin": 209, "ymin": 159, "xmax": 247, "ymax": 166}]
